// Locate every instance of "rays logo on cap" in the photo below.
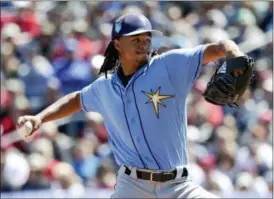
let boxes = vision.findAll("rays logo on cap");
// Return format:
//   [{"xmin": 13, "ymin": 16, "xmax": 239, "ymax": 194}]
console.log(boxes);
[{"xmin": 115, "ymin": 21, "xmax": 122, "ymax": 33}]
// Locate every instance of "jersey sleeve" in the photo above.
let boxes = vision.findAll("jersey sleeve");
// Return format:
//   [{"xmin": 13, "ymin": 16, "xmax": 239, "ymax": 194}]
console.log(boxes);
[
  {"xmin": 161, "ymin": 45, "xmax": 206, "ymax": 94},
  {"xmin": 80, "ymin": 81, "xmax": 101, "ymax": 113}
]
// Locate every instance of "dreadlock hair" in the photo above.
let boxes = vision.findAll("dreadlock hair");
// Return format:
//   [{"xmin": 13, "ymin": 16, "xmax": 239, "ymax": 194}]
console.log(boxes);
[
  {"xmin": 99, "ymin": 40, "xmax": 159, "ymax": 78},
  {"xmin": 99, "ymin": 41, "xmax": 120, "ymax": 78}
]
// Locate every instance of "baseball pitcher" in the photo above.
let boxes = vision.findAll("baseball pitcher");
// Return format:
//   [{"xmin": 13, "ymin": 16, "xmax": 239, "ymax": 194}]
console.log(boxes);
[{"xmin": 17, "ymin": 13, "xmax": 254, "ymax": 198}]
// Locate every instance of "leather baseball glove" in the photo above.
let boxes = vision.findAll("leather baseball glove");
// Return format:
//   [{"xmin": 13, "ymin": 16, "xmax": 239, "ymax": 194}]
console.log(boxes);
[{"xmin": 203, "ymin": 55, "xmax": 255, "ymax": 107}]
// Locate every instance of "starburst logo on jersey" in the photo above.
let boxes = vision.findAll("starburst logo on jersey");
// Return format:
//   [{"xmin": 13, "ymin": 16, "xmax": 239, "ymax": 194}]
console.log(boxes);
[{"xmin": 142, "ymin": 87, "xmax": 174, "ymax": 118}]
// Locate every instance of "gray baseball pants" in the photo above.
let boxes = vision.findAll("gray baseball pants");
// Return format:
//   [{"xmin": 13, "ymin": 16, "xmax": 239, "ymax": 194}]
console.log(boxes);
[{"xmin": 111, "ymin": 165, "xmax": 220, "ymax": 198}]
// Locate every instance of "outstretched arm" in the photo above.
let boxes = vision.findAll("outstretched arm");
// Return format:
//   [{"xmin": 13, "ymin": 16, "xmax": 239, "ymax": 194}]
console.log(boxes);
[
  {"xmin": 203, "ymin": 40, "xmax": 245, "ymax": 65},
  {"xmin": 36, "ymin": 91, "xmax": 81, "ymax": 123},
  {"xmin": 17, "ymin": 91, "xmax": 82, "ymax": 135}
]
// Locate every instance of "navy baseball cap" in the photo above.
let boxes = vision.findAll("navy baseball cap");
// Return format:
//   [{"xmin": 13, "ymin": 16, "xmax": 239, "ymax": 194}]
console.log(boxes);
[{"xmin": 111, "ymin": 13, "xmax": 162, "ymax": 40}]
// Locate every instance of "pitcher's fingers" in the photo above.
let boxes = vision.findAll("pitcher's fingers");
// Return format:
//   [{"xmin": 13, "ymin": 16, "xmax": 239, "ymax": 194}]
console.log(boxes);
[
  {"xmin": 17, "ymin": 117, "xmax": 22, "ymax": 125},
  {"xmin": 17, "ymin": 117, "xmax": 25, "ymax": 126}
]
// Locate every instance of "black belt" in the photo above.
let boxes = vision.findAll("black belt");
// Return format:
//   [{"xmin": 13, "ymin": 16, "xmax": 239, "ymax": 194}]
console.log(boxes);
[{"xmin": 123, "ymin": 166, "xmax": 188, "ymax": 182}]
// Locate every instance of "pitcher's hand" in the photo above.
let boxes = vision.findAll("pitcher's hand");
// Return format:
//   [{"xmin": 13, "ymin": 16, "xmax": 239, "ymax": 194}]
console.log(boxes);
[{"xmin": 16, "ymin": 115, "xmax": 42, "ymax": 137}]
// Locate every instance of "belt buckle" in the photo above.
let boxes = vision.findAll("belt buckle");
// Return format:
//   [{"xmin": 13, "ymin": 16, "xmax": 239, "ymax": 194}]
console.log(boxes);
[
  {"xmin": 149, "ymin": 171, "xmax": 159, "ymax": 181},
  {"xmin": 149, "ymin": 171, "xmax": 174, "ymax": 182}
]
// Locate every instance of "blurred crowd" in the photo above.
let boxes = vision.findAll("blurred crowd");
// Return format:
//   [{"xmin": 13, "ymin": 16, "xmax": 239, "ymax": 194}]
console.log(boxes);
[{"xmin": 0, "ymin": 1, "xmax": 273, "ymax": 197}]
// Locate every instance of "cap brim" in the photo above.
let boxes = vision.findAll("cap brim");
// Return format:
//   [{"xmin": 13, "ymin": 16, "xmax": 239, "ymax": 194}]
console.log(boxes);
[{"xmin": 122, "ymin": 29, "xmax": 163, "ymax": 37}]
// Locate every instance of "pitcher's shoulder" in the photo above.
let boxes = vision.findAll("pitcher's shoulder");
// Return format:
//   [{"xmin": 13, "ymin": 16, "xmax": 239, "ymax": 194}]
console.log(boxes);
[{"xmin": 94, "ymin": 73, "xmax": 115, "ymax": 83}]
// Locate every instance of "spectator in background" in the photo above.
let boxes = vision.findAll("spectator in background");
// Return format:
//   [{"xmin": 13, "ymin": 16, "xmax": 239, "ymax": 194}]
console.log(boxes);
[
  {"xmin": 70, "ymin": 136, "xmax": 100, "ymax": 184},
  {"xmin": 235, "ymin": 172, "xmax": 254, "ymax": 192},
  {"xmin": 13, "ymin": 1, "xmax": 41, "ymax": 38},
  {"xmin": 1, "ymin": 148, "xmax": 30, "ymax": 191},
  {"xmin": 51, "ymin": 37, "xmax": 93, "ymax": 137},
  {"xmin": 22, "ymin": 153, "xmax": 50, "ymax": 190},
  {"xmin": 71, "ymin": 19, "xmax": 94, "ymax": 60},
  {"xmin": 1, "ymin": 23, "xmax": 26, "ymax": 63},
  {"xmin": 52, "ymin": 38, "xmax": 93, "ymax": 95},
  {"xmin": 52, "ymin": 162, "xmax": 85, "ymax": 198},
  {"xmin": 31, "ymin": 20, "xmax": 56, "ymax": 61},
  {"xmin": 17, "ymin": 43, "xmax": 58, "ymax": 113},
  {"xmin": 198, "ymin": 153, "xmax": 235, "ymax": 195},
  {"xmin": 85, "ymin": 111, "xmax": 108, "ymax": 144},
  {"xmin": 39, "ymin": 122, "xmax": 74, "ymax": 162},
  {"xmin": 95, "ymin": 159, "xmax": 116, "ymax": 189},
  {"xmin": 30, "ymin": 138, "xmax": 60, "ymax": 182}
]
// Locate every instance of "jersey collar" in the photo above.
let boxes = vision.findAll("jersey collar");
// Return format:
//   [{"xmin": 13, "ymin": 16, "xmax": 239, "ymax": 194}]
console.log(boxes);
[{"xmin": 112, "ymin": 63, "xmax": 148, "ymax": 90}]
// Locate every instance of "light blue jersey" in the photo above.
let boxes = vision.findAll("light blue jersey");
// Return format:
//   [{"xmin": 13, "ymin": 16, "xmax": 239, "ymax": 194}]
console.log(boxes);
[{"xmin": 80, "ymin": 45, "xmax": 206, "ymax": 170}]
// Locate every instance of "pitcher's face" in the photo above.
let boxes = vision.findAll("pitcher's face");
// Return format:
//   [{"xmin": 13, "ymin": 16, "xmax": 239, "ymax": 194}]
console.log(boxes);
[{"xmin": 114, "ymin": 32, "xmax": 152, "ymax": 66}]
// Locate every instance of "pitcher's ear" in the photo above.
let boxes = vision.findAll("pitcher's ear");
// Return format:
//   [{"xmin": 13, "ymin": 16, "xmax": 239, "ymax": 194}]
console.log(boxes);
[{"xmin": 114, "ymin": 40, "xmax": 121, "ymax": 52}]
